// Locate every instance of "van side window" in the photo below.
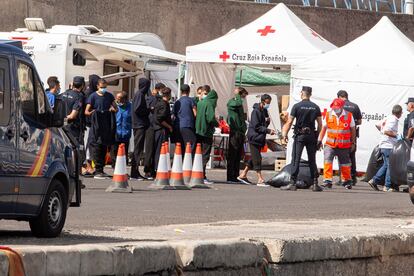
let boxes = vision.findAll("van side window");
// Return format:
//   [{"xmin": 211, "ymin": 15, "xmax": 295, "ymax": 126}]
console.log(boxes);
[
  {"xmin": 17, "ymin": 62, "xmax": 36, "ymax": 121},
  {"xmin": 0, "ymin": 57, "xmax": 11, "ymax": 126},
  {"xmin": 35, "ymin": 76, "xmax": 46, "ymax": 114},
  {"xmin": 73, "ymin": 49, "xmax": 86, "ymax": 66}
]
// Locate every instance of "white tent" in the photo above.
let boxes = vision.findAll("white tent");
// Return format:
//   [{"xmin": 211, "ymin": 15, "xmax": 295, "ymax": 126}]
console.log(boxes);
[
  {"xmin": 185, "ymin": 3, "xmax": 336, "ymax": 116},
  {"xmin": 288, "ymin": 16, "xmax": 414, "ymax": 172}
]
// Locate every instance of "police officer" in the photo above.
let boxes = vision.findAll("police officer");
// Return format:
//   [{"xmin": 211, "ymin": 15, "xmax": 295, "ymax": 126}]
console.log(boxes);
[
  {"xmin": 281, "ymin": 86, "xmax": 323, "ymax": 192},
  {"xmin": 62, "ymin": 76, "xmax": 86, "ymax": 146},
  {"xmin": 337, "ymin": 90, "xmax": 362, "ymax": 185},
  {"xmin": 404, "ymin": 98, "xmax": 414, "ymax": 139}
]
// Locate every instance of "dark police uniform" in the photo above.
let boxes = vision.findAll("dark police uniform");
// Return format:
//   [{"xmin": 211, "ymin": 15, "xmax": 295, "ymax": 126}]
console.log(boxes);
[
  {"xmin": 404, "ymin": 111, "xmax": 414, "ymax": 138},
  {"xmin": 343, "ymin": 99, "xmax": 362, "ymax": 182},
  {"xmin": 289, "ymin": 99, "xmax": 321, "ymax": 181},
  {"xmin": 62, "ymin": 89, "xmax": 85, "ymax": 145}
]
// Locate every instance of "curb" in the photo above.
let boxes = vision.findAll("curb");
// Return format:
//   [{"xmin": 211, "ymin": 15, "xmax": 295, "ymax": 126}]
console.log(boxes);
[{"xmin": 3, "ymin": 233, "xmax": 414, "ymax": 275}]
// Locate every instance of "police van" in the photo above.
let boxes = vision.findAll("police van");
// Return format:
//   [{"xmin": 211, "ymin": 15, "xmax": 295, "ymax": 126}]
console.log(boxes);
[{"xmin": 0, "ymin": 40, "xmax": 81, "ymax": 237}]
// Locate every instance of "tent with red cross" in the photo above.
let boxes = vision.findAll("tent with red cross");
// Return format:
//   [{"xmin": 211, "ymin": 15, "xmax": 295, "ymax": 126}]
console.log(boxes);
[
  {"xmin": 185, "ymin": 3, "xmax": 336, "ymax": 116},
  {"xmin": 186, "ymin": 3, "xmax": 335, "ymax": 65}
]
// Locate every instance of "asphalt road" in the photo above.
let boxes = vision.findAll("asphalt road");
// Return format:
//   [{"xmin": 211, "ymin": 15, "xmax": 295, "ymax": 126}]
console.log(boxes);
[{"xmin": 1, "ymin": 169, "xmax": 413, "ymax": 239}]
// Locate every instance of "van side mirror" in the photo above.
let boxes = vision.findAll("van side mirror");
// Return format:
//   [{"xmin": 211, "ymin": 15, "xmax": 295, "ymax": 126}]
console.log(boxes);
[{"xmin": 51, "ymin": 98, "xmax": 65, "ymax": 128}]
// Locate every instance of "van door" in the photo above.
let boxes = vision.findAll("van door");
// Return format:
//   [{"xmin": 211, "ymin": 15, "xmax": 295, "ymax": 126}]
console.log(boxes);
[
  {"xmin": 15, "ymin": 60, "xmax": 50, "ymax": 215},
  {"xmin": 0, "ymin": 56, "xmax": 18, "ymax": 215}
]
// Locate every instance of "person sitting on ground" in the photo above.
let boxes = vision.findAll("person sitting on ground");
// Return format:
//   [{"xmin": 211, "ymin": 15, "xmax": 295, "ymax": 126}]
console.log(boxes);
[{"xmin": 238, "ymin": 94, "xmax": 276, "ymax": 186}]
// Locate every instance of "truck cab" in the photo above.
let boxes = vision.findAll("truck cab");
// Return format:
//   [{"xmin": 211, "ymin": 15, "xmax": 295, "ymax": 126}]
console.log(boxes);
[{"xmin": 0, "ymin": 41, "xmax": 81, "ymax": 237}]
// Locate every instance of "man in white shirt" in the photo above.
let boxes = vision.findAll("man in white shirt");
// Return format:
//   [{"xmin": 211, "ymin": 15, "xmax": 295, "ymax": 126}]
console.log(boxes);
[{"xmin": 368, "ymin": 105, "xmax": 403, "ymax": 192}]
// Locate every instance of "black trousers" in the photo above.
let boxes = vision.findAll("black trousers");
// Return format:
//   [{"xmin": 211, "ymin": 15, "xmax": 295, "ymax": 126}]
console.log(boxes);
[
  {"xmin": 131, "ymin": 128, "xmax": 146, "ymax": 177},
  {"xmin": 350, "ymin": 147, "xmax": 357, "ymax": 179},
  {"xmin": 197, "ymin": 135, "xmax": 213, "ymax": 178},
  {"xmin": 91, "ymin": 142, "xmax": 109, "ymax": 173},
  {"xmin": 154, "ymin": 129, "xmax": 169, "ymax": 171},
  {"xmin": 247, "ymin": 144, "xmax": 262, "ymax": 171},
  {"xmin": 111, "ymin": 141, "xmax": 130, "ymax": 168},
  {"xmin": 180, "ymin": 127, "xmax": 197, "ymax": 155},
  {"xmin": 144, "ymin": 127, "xmax": 156, "ymax": 176},
  {"xmin": 291, "ymin": 134, "xmax": 318, "ymax": 180},
  {"xmin": 227, "ymin": 131, "xmax": 244, "ymax": 180}
]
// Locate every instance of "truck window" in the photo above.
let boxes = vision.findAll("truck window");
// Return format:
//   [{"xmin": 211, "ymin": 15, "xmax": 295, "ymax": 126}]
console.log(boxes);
[
  {"xmin": 73, "ymin": 49, "xmax": 86, "ymax": 66},
  {"xmin": 35, "ymin": 75, "xmax": 46, "ymax": 114},
  {"xmin": 17, "ymin": 62, "xmax": 36, "ymax": 121},
  {"xmin": 0, "ymin": 57, "xmax": 10, "ymax": 126}
]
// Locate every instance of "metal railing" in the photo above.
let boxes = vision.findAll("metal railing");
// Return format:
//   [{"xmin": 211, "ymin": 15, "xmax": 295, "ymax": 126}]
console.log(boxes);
[{"xmin": 252, "ymin": 0, "xmax": 410, "ymax": 14}]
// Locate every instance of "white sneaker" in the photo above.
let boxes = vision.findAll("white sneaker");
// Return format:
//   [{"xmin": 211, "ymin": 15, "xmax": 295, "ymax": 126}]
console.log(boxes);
[
  {"xmin": 204, "ymin": 178, "xmax": 214, "ymax": 185},
  {"xmin": 257, "ymin": 182, "xmax": 270, "ymax": 187},
  {"xmin": 383, "ymin": 186, "xmax": 395, "ymax": 192}
]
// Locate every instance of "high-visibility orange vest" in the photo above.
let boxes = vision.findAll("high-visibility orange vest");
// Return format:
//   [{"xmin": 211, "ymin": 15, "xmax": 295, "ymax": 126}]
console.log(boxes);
[{"xmin": 325, "ymin": 111, "xmax": 353, "ymax": 149}]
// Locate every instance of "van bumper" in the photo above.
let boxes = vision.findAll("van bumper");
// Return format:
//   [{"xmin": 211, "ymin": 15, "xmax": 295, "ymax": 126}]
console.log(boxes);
[{"xmin": 407, "ymin": 161, "xmax": 414, "ymax": 204}]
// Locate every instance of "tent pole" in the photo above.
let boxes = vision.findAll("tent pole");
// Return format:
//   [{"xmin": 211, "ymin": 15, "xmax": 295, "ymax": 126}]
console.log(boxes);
[
  {"xmin": 239, "ymin": 68, "xmax": 243, "ymax": 86},
  {"xmin": 177, "ymin": 62, "xmax": 183, "ymax": 98}
]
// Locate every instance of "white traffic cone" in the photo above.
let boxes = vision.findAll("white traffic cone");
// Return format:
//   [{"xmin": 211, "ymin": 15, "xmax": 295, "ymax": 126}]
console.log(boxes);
[
  {"xmin": 189, "ymin": 143, "xmax": 210, "ymax": 189},
  {"xmin": 106, "ymin": 144, "xmax": 132, "ymax": 193},
  {"xmin": 149, "ymin": 143, "xmax": 175, "ymax": 190},
  {"xmin": 183, "ymin": 142, "xmax": 193, "ymax": 185},
  {"xmin": 170, "ymin": 143, "xmax": 191, "ymax": 190},
  {"xmin": 165, "ymin": 141, "xmax": 171, "ymax": 177}
]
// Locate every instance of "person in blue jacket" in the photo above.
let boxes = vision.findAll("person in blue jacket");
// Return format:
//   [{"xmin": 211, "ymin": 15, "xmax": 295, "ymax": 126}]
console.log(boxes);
[{"xmin": 111, "ymin": 91, "xmax": 132, "ymax": 168}]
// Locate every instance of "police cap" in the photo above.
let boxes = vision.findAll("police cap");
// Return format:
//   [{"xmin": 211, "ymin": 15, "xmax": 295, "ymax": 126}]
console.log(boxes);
[
  {"xmin": 73, "ymin": 76, "xmax": 85, "ymax": 85},
  {"xmin": 302, "ymin": 86, "xmax": 312, "ymax": 94},
  {"xmin": 406, "ymin": 97, "xmax": 414, "ymax": 104}
]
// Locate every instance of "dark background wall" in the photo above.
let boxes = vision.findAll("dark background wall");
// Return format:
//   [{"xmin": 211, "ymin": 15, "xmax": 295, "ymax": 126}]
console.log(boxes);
[{"xmin": 1, "ymin": 0, "xmax": 414, "ymax": 53}]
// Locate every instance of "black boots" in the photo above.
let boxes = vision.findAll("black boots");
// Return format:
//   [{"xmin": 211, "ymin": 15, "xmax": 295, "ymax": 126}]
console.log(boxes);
[
  {"xmin": 281, "ymin": 178, "xmax": 297, "ymax": 191},
  {"xmin": 312, "ymin": 178, "xmax": 323, "ymax": 192}
]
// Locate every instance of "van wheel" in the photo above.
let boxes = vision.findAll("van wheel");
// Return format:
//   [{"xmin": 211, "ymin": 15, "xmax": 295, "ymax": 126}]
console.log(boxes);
[{"xmin": 29, "ymin": 179, "xmax": 68, "ymax": 238}]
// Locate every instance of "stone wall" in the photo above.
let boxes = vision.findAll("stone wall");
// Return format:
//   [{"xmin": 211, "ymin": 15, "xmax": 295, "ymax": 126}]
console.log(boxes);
[{"xmin": 0, "ymin": 0, "xmax": 414, "ymax": 53}]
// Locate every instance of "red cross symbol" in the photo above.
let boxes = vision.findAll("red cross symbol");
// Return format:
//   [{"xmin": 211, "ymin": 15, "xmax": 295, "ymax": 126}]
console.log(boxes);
[
  {"xmin": 310, "ymin": 29, "xmax": 324, "ymax": 41},
  {"xmin": 322, "ymin": 108, "xmax": 328, "ymax": 119},
  {"xmin": 219, "ymin": 51, "xmax": 230, "ymax": 62},
  {"xmin": 257, "ymin": 26, "xmax": 275, "ymax": 36}
]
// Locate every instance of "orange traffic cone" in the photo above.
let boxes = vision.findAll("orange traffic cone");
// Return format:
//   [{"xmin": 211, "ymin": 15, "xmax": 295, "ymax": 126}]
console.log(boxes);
[
  {"xmin": 170, "ymin": 143, "xmax": 191, "ymax": 190},
  {"xmin": 189, "ymin": 143, "xmax": 210, "ymax": 189},
  {"xmin": 183, "ymin": 142, "xmax": 193, "ymax": 185},
  {"xmin": 165, "ymin": 141, "xmax": 171, "ymax": 177},
  {"xmin": 106, "ymin": 143, "xmax": 132, "ymax": 193},
  {"xmin": 149, "ymin": 143, "xmax": 175, "ymax": 190}
]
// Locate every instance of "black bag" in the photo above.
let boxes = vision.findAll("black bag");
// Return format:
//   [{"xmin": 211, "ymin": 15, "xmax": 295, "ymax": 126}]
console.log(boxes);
[
  {"xmin": 363, "ymin": 145, "xmax": 384, "ymax": 184},
  {"xmin": 389, "ymin": 139, "xmax": 412, "ymax": 186},
  {"xmin": 266, "ymin": 161, "xmax": 312, "ymax": 189}
]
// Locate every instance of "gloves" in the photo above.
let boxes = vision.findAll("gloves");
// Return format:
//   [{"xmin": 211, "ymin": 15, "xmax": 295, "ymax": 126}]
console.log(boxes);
[
  {"xmin": 317, "ymin": 140, "xmax": 323, "ymax": 150},
  {"xmin": 397, "ymin": 134, "xmax": 404, "ymax": 141}
]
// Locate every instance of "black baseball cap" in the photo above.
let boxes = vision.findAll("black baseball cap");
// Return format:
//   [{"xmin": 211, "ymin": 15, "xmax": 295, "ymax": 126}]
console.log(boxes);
[
  {"xmin": 302, "ymin": 86, "xmax": 312, "ymax": 94},
  {"xmin": 73, "ymin": 76, "xmax": 85, "ymax": 85},
  {"xmin": 406, "ymin": 97, "xmax": 414, "ymax": 104}
]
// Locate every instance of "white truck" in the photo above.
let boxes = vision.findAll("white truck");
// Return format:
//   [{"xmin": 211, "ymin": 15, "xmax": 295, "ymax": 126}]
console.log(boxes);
[{"xmin": 0, "ymin": 18, "xmax": 184, "ymax": 97}]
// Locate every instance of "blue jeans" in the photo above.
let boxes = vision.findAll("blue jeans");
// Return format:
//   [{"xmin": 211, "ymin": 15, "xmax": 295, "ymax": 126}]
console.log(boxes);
[{"xmin": 373, "ymin": 148, "xmax": 391, "ymax": 188}]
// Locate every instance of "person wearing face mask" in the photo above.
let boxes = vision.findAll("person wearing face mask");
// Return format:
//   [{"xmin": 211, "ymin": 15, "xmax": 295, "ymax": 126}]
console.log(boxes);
[
  {"xmin": 281, "ymin": 86, "xmax": 323, "ymax": 192},
  {"xmin": 153, "ymin": 87, "xmax": 174, "ymax": 170},
  {"xmin": 131, "ymin": 78, "xmax": 151, "ymax": 180},
  {"xmin": 226, "ymin": 87, "xmax": 248, "ymax": 183},
  {"xmin": 143, "ymin": 82, "xmax": 166, "ymax": 180},
  {"xmin": 238, "ymin": 94, "xmax": 276, "ymax": 186},
  {"xmin": 62, "ymin": 76, "xmax": 86, "ymax": 145},
  {"xmin": 85, "ymin": 78, "xmax": 118, "ymax": 179},
  {"xmin": 195, "ymin": 85, "xmax": 219, "ymax": 185},
  {"xmin": 110, "ymin": 91, "xmax": 132, "ymax": 168},
  {"xmin": 318, "ymin": 98, "xmax": 356, "ymax": 190}
]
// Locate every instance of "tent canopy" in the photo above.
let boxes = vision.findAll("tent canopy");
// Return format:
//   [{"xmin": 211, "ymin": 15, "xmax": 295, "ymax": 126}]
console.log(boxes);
[
  {"xmin": 186, "ymin": 3, "xmax": 336, "ymax": 65},
  {"xmin": 288, "ymin": 16, "xmax": 414, "ymax": 172},
  {"xmin": 291, "ymin": 16, "xmax": 414, "ymax": 86}
]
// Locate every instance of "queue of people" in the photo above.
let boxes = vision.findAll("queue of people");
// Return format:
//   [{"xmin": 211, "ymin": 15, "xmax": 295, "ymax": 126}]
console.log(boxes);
[{"xmin": 48, "ymin": 75, "xmax": 409, "ymax": 191}]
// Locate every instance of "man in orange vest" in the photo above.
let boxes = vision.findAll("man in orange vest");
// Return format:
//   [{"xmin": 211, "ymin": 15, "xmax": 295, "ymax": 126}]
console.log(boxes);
[{"xmin": 318, "ymin": 98, "xmax": 356, "ymax": 189}]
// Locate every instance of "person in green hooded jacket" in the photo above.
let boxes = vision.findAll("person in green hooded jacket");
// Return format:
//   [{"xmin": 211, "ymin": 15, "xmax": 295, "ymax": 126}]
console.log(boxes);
[
  {"xmin": 195, "ymin": 85, "xmax": 218, "ymax": 184},
  {"xmin": 226, "ymin": 87, "xmax": 248, "ymax": 183}
]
